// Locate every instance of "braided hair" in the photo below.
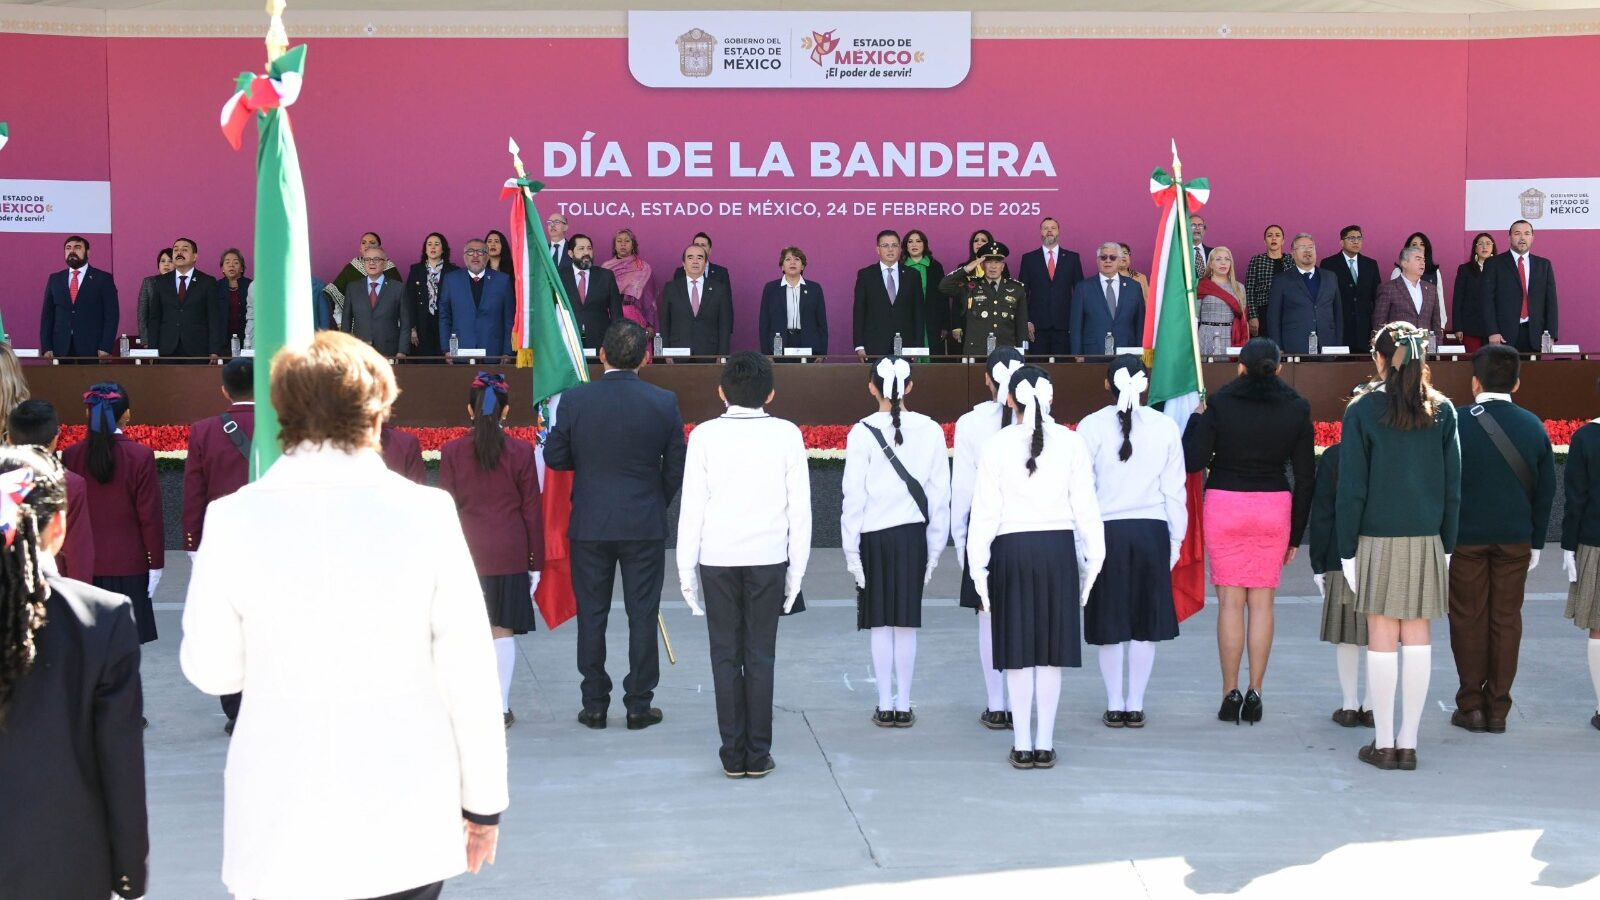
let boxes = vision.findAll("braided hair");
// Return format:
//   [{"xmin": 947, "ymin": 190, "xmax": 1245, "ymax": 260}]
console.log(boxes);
[
  {"xmin": 468, "ymin": 372, "xmax": 510, "ymax": 470},
  {"xmin": 870, "ymin": 356, "xmax": 912, "ymax": 445},
  {"xmin": 0, "ymin": 446, "xmax": 67, "ymax": 728},
  {"xmin": 1107, "ymin": 354, "xmax": 1148, "ymax": 462},
  {"xmin": 82, "ymin": 382, "xmax": 130, "ymax": 484},
  {"xmin": 1007, "ymin": 366, "xmax": 1052, "ymax": 476}
]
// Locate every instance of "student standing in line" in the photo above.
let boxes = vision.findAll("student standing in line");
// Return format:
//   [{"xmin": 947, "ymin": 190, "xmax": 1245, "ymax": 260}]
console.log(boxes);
[
  {"xmin": 1558, "ymin": 386, "xmax": 1600, "ymax": 733},
  {"xmin": 1308, "ymin": 434, "xmax": 1373, "ymax": 729}
]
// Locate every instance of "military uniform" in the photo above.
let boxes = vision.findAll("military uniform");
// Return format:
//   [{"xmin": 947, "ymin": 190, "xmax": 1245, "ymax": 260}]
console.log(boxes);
[{"xmin": 938, "ymin": 241, "xmax": 1029, "ymax": 355}]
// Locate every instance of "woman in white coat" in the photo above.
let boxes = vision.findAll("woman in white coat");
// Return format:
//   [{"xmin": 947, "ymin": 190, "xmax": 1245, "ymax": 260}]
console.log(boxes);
[{"xmin": 181, "ymin": 332, "xmax": 508, "ymax": 900}]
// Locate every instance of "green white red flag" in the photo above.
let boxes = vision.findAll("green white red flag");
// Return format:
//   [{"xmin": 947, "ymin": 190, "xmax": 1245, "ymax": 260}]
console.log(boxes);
[{"xmin": 0, "ymin": 122, "xmax": 9, "ymax": 153}]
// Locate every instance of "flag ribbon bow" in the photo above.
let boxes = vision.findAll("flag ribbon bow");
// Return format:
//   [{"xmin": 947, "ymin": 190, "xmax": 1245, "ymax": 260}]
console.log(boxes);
[
  {"xmin": 0, "ymin": 467, "xmax": 36, "ymax": 549},
  {"xmin": 1149, "ymin": 168, "xmax": 1211, "ymax": 213},
  {"xmin": 219, "ymin": 44, "xmax": 307, "ymax": 151},
  {"xmin": 500, "ymin": 177, "xmax": 545, "ymax": 202}
]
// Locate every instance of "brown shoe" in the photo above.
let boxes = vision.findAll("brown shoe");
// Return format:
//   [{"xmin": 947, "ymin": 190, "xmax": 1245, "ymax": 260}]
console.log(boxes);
[
  {"xmin": 1486, "ymin": 718, "xmax": 1507, "ymax": 734},
  {"xmin": 1358, "ymin": 742, "xmax": 1398, "ymax": 770},
  {"xmin": 1359, "ymin": 708, "xmax": 1374, "ymax": 728},
  {"xmin": 1393, "ymin": 748, "xmax": 1418, "ymax": 771},
  {"xmin": 1332, "ymin": 708, "xmax": 1361, "ymax": 728},
  {"xmin": 1450, "ymin": 708, "xmax": 1488, "ymax": 733}
]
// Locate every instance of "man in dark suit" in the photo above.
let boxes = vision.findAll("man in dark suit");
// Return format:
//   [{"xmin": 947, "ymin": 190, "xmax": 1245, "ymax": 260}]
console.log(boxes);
[
  {"xmin": 181, "ymin": 358, "xmax": 255, "ymax": 731},
  {"xmin": 562, "ymin": 234, "xmax": 625, "ymax": 350},
  {"xmin": 545, "ymin": 320, "xmax": 687, "ymax": 730},
  {"xmin": 1266, "ymin": 232, "xmax": 1344, "ymax": 354},
  {"xmin": 439, "ymin": 238, "xmax": 516, "ymax": 362},
  {"xmin": 1190, "ymin": 214, "xmax": 1213, "ymax": 277},
  {"xmin": 1017, "ymin": 216, "xmax": 1082, "ymax": 354},
  {"xmin": 671, "ymin": 231, "xmax": 734, "ymax": 299},
  {"xmin": 758, "ymin": 246, "xmax": 829, "ymax": 356},
  {"xmin": 852, "ymin": 229, "xmax": 924, "ymax": 361},
  {"xmin": 1320, "ymin": 225, "xmax": 1382, "ymax": 352},
  {"xmin": 341, "ymin": 247, "xmax": 411, "ymax": 359},
  {"xmin": 1483, "ymin": 219, "xmax": 1559, "ymax": 352},
  {"xmin": 1070, "ymin": 241, "xmax": 1146, "ymax": 354},
  {"xmin": 659, "ymin": 243, "xmax": 733, "ymax": 356},
  {"xmin": 40, "ymin": 234, "xmax": 119, "ymax": 360},
  {"xmin": 545, "ymin": 211, "xmax": 574, "ymax": 276},
  {"xmin": 148, "ymin": 236, "xmax": 224, "ymax": 360}
]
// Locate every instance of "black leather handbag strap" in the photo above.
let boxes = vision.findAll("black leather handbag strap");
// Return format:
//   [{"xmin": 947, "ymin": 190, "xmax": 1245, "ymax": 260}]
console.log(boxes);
[
  {"xmin": 861, "ymin": 421, "xmax": 929, "ymax": 524},
  {"xmin": 1469, "ymin": 404, "xmax": 1534, "ymax": 496},
  {"xmin": 220, "ymin": 412, "xmax": 250, "ymax": 460}
]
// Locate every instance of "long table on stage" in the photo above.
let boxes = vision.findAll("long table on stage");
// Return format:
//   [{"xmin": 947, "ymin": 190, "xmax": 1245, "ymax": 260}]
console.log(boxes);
[{"xmin": 19, "ymin": 355, "xmax": 1600, "ymax": 427}]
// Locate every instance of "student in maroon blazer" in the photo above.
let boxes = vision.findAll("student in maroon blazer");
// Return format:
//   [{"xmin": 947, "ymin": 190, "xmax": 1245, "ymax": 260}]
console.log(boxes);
[
  {"xmin": 381, "ymin": 423, "xmax": 426, "ymax": 484},
  {"xmin": 438, "ymin": 372, "xmax": 544, "ymax": 726},
  {"xmin": 6, "ymin": 400, "xmax": 96, "ymax": 581},
  {"xmin": 181, "ymin": 359, "xmax": 255, "ymax": 730},
  {"xmin": 61, "ymin": 383, "xmax": 165, "ymax": 647}
]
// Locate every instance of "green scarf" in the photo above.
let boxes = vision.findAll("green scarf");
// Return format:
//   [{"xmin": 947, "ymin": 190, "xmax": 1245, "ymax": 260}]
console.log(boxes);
[{"xmin": 903, "ymin": 255, "xmax": 932, "ymax": 294}]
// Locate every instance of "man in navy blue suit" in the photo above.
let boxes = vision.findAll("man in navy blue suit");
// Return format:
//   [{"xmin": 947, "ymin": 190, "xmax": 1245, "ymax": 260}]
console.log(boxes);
[
  {"xmin": 1266, "ymin": 232, "xmax": 1344, "ymax": 354},
  {"xmin": 545, "ymin": 320, "xmax": 687, "ymax": 731},
  {"xmin": 1070, "ymin": 241, "xmax": 1145, "ymax": 354},
  {"xmin": 438, "ymin": 237, "xmax": 515, "ymax": 362},
  {"xmin": 1017, "ymin": 216, "xmax": 1083, "ymax": 354},
  {"xmin": 40, "ymin": 235, "xmax": 119, "ymax": 360}
]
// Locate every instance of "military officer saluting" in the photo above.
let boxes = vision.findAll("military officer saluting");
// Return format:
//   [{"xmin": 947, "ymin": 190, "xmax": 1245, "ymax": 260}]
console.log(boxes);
[{"xmin": 940, "ymin": 240, "xmax": 1030, "ymax": 355}]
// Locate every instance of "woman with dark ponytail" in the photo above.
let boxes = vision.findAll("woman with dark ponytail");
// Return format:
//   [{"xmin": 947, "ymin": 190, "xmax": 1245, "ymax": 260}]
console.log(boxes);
[
  {"xmin": 439, "ymin": 372, "xmax": 544, "ymax": 727},
  {"xmin": 951, "ymin": 346, "xmax": 1026, "ymax": 729},
  {"xmin": 1078, "ymin": 355, "xmax": 1187, "ymax": 727},
  {"xmin": 841, "ymin": 356, "xmax": 951, "ymax": 727},
  {"xmin": 0, "ymin": 446, "xmax": 149, "ymax": 899},
  {"xmin": 967, "ymin": 367, "xmax": 1105, "ymax": 768},
  {"xmin": 62, "ymin": 382, "xmax": 165, "ymax": 649},
  {"xmin": 1337, "ymin": 321, "xmax": 1459, "ymax": 771},
  {"xmin": 1183, "ymin": 338, "xmax": 1314, "ymax": 725}
]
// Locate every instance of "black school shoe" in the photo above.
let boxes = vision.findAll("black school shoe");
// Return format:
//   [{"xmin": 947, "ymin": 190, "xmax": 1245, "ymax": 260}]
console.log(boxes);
[
  {"xmin": 1123, "ymin": 711, "xmax": 1146, "ymax": 728},
  {"xmin": 1032, "ymin": 749, "xmax": 1057, "ymax": 768},
  {"xmin": 980, "ymin": 709, "xmax": 1009, "ymax": 730},
  {"xmin": 1008, "ymin": 750, "xmax": 1036, "ymax": 769},
  {"xmin": 894, "ymin": 710, "xmax": 916, "ymax": 728},
  {"xmin": 745, "ymin": 756, "xmax": 777, "ymax": 778},
  {"xmin": 626, "ymin": 708, "xmax": 664, "ymax": 730},
  {"xmin": 1103, "ymin": 710, "xmax": 1126, "ymax": 728},
  {"xmin": 873, "ymin": 709, "xmax": 897, "ymax": 727}
]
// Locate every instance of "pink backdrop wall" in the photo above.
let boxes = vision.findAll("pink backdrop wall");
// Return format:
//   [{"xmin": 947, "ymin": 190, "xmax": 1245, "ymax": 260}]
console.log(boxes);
[{"xmin": 2, "ymin": 31, "xmax": 1595, "ymax": 349}]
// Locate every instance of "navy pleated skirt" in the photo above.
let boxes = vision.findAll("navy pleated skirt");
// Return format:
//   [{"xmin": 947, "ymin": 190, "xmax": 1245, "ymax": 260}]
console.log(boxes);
[
  {"xmin": 1084, "ymin": 519, "xmax": 1179, "ymax": 645},
  {"xmin": 987, "ymin": 529, "xmax": 1081, "ymax": 669},
  {"xmin": 858, "ymin": 522, "xmax": 929, "ymax": 629},
  {"xmin": 94, "ymin": 573, "xmax": 156, "ymax": 644},
  {"xmin": 481, "ymin": 572, "xmax": 537, "ymax": 634}
]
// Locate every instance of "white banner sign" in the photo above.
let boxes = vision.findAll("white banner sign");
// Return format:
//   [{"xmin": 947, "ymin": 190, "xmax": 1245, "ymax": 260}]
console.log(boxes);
[
  {"xmin": 1465, "ymin": 178, "xmax": 1599, "ymax": 231},
  {"xmin": 0, "ymin": 179, "xmax": 111, "ymax": 233},
  {"xmin": 628, "ymin": 10, "xmax": 970, "ymax": 89}
]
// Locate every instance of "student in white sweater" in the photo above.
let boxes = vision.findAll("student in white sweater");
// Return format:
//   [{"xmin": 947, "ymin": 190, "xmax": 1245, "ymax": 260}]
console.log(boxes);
[{"xmin": 677, "ymin": 352, "xmax": 812, "ymax": 778}]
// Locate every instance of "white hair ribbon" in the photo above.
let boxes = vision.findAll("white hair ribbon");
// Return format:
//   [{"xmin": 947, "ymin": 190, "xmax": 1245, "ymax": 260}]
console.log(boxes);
[
  {"xmin": 1014, "ymin": 378, "xmax": 1055, "ymax": 423},
  {"xmin": 0, "ymin": 467, "xmax": 37, "ymax": 549},
  {"xmin": 1113, "ymin": 368, "xmax": 1149, "ymax": 412},
  {"xmin": 991, "ymin": 360, "xmax": 1024, "ymax": 408},
  {"xmin": 875, "ymin": 356, "xmax": 912, "ymax": 398}
]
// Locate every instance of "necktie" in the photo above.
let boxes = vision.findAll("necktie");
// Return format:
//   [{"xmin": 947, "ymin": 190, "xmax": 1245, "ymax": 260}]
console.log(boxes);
[
  {"xmin": 1104, "ymin": 277, "xmax": 1117, "ymax": 316},
  {"xmin": 1517, "ymin": 255, "xmax": 1529, "ymax": 319},
  {"xmin": 178, "ymin": 274, "xmax": 189, "ymax": 304},
  {"xmin": 1046, "ymin": 250, "xmax": 1056, "ymax": 280},
  {"xmin": 885, "ymin": 268, "xmax": 897, "ymax": 305},
  {"xmin": 1348, "ymin": 257, "xmax": 1359, "ymax": 283},
  {"xmin": 551, "ymin": 243, "xmax": 560, "ymax": 265},
  {"xmin": 69, "ymin": 269, "xmax": 80, "ymax": 303},
  {"xmin": 1194, "ymin": 245, "xmax": 1205, "ymax": 273},
  {"xmin": 369, "ymin": 281, "xmax": 380, "ymax": 309},
  {"xmin": 578, "ymin": 270, "xmax": 588, "ymax": 302},
  {"xmin": 691, "ymin": 280, "xmax": 701, "ymax": 316}
]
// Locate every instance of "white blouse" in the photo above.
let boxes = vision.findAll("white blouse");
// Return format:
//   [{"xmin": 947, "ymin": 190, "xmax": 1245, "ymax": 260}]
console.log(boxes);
[
  {"xmin": 841, "ymin": 408, "xmax": 952, "ymax": 565},
  {"xmin": 949, "ymin": 400, "xmax": 1007, "ymax": 561},
  {"xmin": 1076, "ymin": 404, "xmax": 1188, "ymax": 542}
]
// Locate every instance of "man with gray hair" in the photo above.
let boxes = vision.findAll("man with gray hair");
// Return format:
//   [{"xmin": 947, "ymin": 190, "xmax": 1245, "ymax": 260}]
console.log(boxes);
[
  {"xmin": 1265, "ymin": 232, "xmax": 1343, "ymax": 353},
  {"xmin": 1371, "ymin": 245, "xmax": 1442, "ymax": 335},
  {"xmin": 1069, "ymin": 240, "xmax": 1145, "ymax": 354}
]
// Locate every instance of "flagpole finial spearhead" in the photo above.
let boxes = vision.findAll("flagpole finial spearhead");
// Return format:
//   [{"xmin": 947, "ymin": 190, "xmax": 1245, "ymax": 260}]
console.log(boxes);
[
  {"xmin": 264, "ymin": 0, "xmax": 288, "ymax": 64},
  {"xmin": 1170, "ymin": 138, "xmax": 1182, "ymax": 181},
  {"xmin": 508, "ymin": 136, "xmax": 528, "ymax": 180}
]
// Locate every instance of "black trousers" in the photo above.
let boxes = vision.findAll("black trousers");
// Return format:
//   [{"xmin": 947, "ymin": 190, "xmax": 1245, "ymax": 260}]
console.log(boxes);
[
  {"xmin": 571, "ymin": 539, "xmax": 664, "ymax": 715},
  {"xmin": 221, "ymin": 692, "xmax": 241, "ymax": 720},
  {"xmin": 702, "ymin": 562, "xmax": 786, "ymax": 770},
  {"xmin": 1033, "ymin": 327, "xmax": 1070, "ymax": 355}
]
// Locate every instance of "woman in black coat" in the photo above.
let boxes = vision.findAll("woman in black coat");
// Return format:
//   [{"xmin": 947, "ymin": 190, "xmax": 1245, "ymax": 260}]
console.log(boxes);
[
  {"xmin": 1450, "ymin": 231, "xmax": 1496, "ymax": 353},
  {"xmin": 407, "ymin": 232, "xmax": 459, "ymax": 358}
]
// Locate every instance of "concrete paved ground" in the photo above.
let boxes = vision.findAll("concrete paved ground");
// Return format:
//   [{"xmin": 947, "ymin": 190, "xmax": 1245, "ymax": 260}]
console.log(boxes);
[{"xmin": 141, "ymin": 551, "xmax": 1600, "ymax": 898}]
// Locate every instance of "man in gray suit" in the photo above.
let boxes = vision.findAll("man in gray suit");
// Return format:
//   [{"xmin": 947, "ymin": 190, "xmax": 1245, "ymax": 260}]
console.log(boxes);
[
  {"xmin": 342, "ymin": 247, "xmax": 411, "ymax": 359},
  {"xmin": 1266, "ymin": 232, "xmax": 1343, "ymax": 353}
]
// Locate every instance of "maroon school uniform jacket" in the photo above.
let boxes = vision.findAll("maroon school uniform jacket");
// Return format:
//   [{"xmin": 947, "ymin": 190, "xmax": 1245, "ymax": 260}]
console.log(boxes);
[
  {"xmin": 381, "ymin": 425, "xmax": 427, "ymax": 485},
  {"xmin": 59, "ymin": 469, "xmax": 97, "ymax": 581},
  {"xmin": 182, "ymin": 403, "xmax": 255, "ymax": 551},
  {"xmin": 438, "ymin": 434, "xmax": 544, "ymax": 576},
  {"xmin": 61, "ymin": 435, "xmax": 164, "ymax": 576}
]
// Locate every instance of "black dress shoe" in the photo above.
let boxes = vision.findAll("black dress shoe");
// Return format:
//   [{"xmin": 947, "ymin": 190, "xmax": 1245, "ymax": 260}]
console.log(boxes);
[
  {"xmin": 1360, "ymin": 707, "xmax": 1375, "ymax": 728},
  {"xmin": 1032, "ymin": 749, "xmax": 1057, "ymax": 768},
  {"xmin": 577, "ymin": 710, "xmax": 607, "ymax": 730},
  {"xmin": 1332, "ymin": 708, "xmax": 1361, "ymax": 728},
  {"xmin": 503, "ymin": 710, "xmax": 515, "ymax": 729},
  {"xmin": 1123, "ymin": 711, "xmax": 1146, "ymax": 728},
  {"xmin": 224, "ymin": 718, "xmax": 236, "ymax": 736},
  {"xmin": 1218, "ymin": 690, "xmax": 1244, "ymax": 724},
  {"xmin": 626, "ymin": 708, "xmax": 664, "ymax": 730},
  {"xmin": 1102, "ymin": 710, "xmax": 1126, "ymax": 728},
  {"xmin": 1008, "ymin": 749, "xmax": 1036, "ymax": 769},
  {"xmin": 1241, "ymin": 689, "xmax": 1263, "ymax": 725},
  {"xmin": 980, "ymin": 709, "xmax": 1009, "ymax": 730},
  {"xmin": 1592, "ymin": 712, "xmax": 1600, "ymax": 731},
  {"xmin": 893, "ymin": 710, "xmax": 915, "ymax": 728},
  {"xmin": 1004, "ymin": 711, "xmax": 1014, "ymax": 729},
  {"xmin": 745, "ymin": 756, "xmax": 777, "ymax": 778},
  {"xmin": 873, "ymin": 709, "xmax": 897, "ymax": 727},
  {"xmin": 142, "ymin": 716, "xmax": 149, "ymax": 730}
]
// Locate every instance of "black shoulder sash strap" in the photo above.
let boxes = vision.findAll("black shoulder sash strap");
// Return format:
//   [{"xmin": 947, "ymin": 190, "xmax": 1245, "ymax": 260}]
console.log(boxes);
[
  {"xmin": 1469, "ymin": 404, "xmax": 1534, "ymax": 496},
  {"xmin": 219, "ymin": 412, "xmax": 250, "ymax": 460},
  {"xmin": 861, "ymin": 421, "xmax": 929, "ymax": 524}
]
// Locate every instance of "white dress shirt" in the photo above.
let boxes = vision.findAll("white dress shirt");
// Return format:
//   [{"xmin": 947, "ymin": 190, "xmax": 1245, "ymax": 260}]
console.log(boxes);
[
  {"xmin": 784, "ymin": 276, "xmax": 806, "ymax": 330},
  {"xmin": 676, "ymin": 406, "xmax": 811, "ymax": 596},
  {"xmin": 966, "ymin": 418, "xmax": 1105, "ymax": 594},
  {"xmin": 685, "ymin": 275, "xmax": 705, "ymax": 312},
  {"xmin": 950, "ymin": 400, "xmax": 1007, "ymax": 562},
  {"xmin": 1390, "ymin": 265, "xmax": 1449, "ymax": 327},
  {"xmin": 1076, "ymin": 404, "xmax": 1187, "ymax": 542},
  {"xmin": 1401, "ymin": 275, "xmax": 1424, "ymax": 315},
  {"xmin": 879, "ymin": 262, "xmax": 900, "ymax": 297},
  {"xmin": 1101, "ymin": 274, "xmax": 1119, "ymax": 307},
  {"xmin": 841, "ymin": 409, "xmax": 952, "ymax": 565}
]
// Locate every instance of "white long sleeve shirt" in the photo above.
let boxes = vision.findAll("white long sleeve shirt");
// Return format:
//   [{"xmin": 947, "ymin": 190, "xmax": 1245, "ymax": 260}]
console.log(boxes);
[
  {"xmin": 966, "ymin": 419, "xmax": 1105, "ymax": 592},
  {"xmin": 1076, "ymin": 404, "xmax": 1187, "ymax": 541},
  {"xmin": 950, "ymin": 399, "xmax": 1007, "ymax": 559},
  {"xmin": 841, "ymin": 409, "xmax": 951, "ymax": 564},
  {"xmin": 676, "ymin": 407, "xmax": 811, "ymax": 590}
]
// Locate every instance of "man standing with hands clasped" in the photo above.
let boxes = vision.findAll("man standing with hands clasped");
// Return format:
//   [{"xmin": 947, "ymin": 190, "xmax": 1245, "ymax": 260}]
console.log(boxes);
[{"xmin": 677, "ymin": 351, "xmax": 811, "ymax": 778}]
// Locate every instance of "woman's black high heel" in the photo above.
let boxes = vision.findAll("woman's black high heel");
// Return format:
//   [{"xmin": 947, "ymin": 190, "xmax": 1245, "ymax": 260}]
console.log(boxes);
[
  {"xmin": 1241, "ymin": 689, "xmax": 1264, "ymax": 725},
  {"xmin": 1218, "ymin": 689, "xmax": 1244, "ymax": 724}
]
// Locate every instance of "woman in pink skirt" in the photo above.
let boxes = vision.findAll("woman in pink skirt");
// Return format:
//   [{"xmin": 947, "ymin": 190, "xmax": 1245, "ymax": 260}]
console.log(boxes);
[{"xmin": 1183, "ymin": 338, "xmax": 1315, "ymax": 724}]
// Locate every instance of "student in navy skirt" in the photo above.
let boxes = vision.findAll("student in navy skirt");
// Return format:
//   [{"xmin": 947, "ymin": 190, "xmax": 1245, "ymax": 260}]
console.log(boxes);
[
  {"xmin": 968, "ymin": 367, "xmax": 1105, "ymax": 769},
  {"xmin": 1077, "ymin": 356, "xmax": 1187, "ymax": 728},
  {"xmin": 841, "ymin": 356, "xmax": 951, "ymax": 727},
  {"xmin": 439, "ymin": 372, "xmax": 544, "ymax": 727},
  {"xmin": 950, "ymin": 346, "xmax": 1026, "ymax": 729}
]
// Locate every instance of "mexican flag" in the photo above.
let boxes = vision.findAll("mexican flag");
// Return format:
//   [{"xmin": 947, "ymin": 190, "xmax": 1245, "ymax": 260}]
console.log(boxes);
[
  {"xmin": 220, "ymin": 45, "xmax": 312, "ymax": 479},
  {"xmin": 502, "ymin": 172, "xmax": 588, "ymax": 628},
  {"xmin": 1144, "ymin": 158, "xmax": 1210, "ymax": 622},
  {"xmin": 0, "ymin": 122, "xmax": 9, "ymax": 153}
]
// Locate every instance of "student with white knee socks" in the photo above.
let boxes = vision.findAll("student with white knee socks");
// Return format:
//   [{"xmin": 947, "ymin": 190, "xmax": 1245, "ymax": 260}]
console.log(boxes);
[
  {"xmin": 950, "ymin": 346, "xmax": 1026, "ymax": 729},
  {"xmin": 842, "ymin": 356, "xmax": 951, "ymax": 727},
  {"xmin": 1077, "ymin": 356, "xmax": 1187, "ymax": 728},
  {"xmin": 968, "ymin": 367, "xmax": 1104, "ymax": 768},
  {"xmin": 1308, "ymin": 439, "xmax": 1374, "ymax": 728}
]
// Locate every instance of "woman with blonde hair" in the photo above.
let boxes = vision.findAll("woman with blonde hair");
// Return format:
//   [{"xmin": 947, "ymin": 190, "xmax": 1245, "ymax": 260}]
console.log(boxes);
[{"xmin": 1196, "ymin": 247, "xmax": 1250, "ymax": 354}]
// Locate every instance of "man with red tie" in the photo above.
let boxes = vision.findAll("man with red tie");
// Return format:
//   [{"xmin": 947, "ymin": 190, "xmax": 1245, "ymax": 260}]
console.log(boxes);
[
  {"xmin": 182, "ymin": 358, "xmax": 255, "ymax": 731},
  {"xmin": 40, "ymin": 235, "xmax": 120, "ymax": 361},
  {"xmin": 148, "ymin": 237, "xmax": 224, "ymax": 361},
  {"xmin": 1017, "ymin": 217, "xmax": 1084, "ymax": 355},
  {"xmin": 563, "ymin": 234, "xmax": 625, "ymax": 351},
  {"xmin": 1483, "ymin": 219, "xmax": 1559, "ymax": 353}
]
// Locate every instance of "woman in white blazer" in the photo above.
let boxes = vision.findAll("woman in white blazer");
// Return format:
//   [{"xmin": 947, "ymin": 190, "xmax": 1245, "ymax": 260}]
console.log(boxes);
[{"xmin": 181, "ymin": 332, "xmax": 508, "ymax": 900}]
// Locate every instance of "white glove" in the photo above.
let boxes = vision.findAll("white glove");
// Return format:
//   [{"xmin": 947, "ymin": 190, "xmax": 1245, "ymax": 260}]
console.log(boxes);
[
  {"xmin": 954, "ymin": 547, "xmax": 965, "ymax": 571},
  {"xmin": 1169, "ymin": 541, "xmax": 1182, "ymax": 571},
  {"xmin": 528, "ymin": 571, "xmax": 541, "ymax": 599},
  {"xmin": 147, "ymin": 568, "xmax": 163, "ymax": 597},
  {"xmin": 186, "ymin": 550, "xmax": 196, "ymax": 562},
  {"xmin": 1528, "ymin": 549, "xmax": 1541, "ymax": 571},
  {"xmin": 975, "ymin": 586, "xmax": 991, "ymax": 614},
  {"xmin": 923, "ymin": 558, "xmax": 938, "ymax": 586},
  {"xmin": 1313, "ymin": 572, "xmax": 1326, "ymax": 593},
  {"xmin": 1340, "ymin": 558, "xmax": 1357, "ymax": 592},
  {"xmin": 1080, "ymin": 561, "xmax": 1102, "ymax": 608},
  {"xmin": 1445, "ymin": 553, "xmax": 1452, "ymax": 570},
  {"xmin": 679, "ymin": 576, "xmax": 704, "ymax": 616},
  {"xmin": 783, "ymin": 570, "xmax": 802, "ymax": 614},
  {"xmin": 845, "ymin": 553, "xmax": 866, "ymax": 590},
  {"xmin": 1564, "ymin": 549, "xmax": 1578, "ymax": 583}
]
